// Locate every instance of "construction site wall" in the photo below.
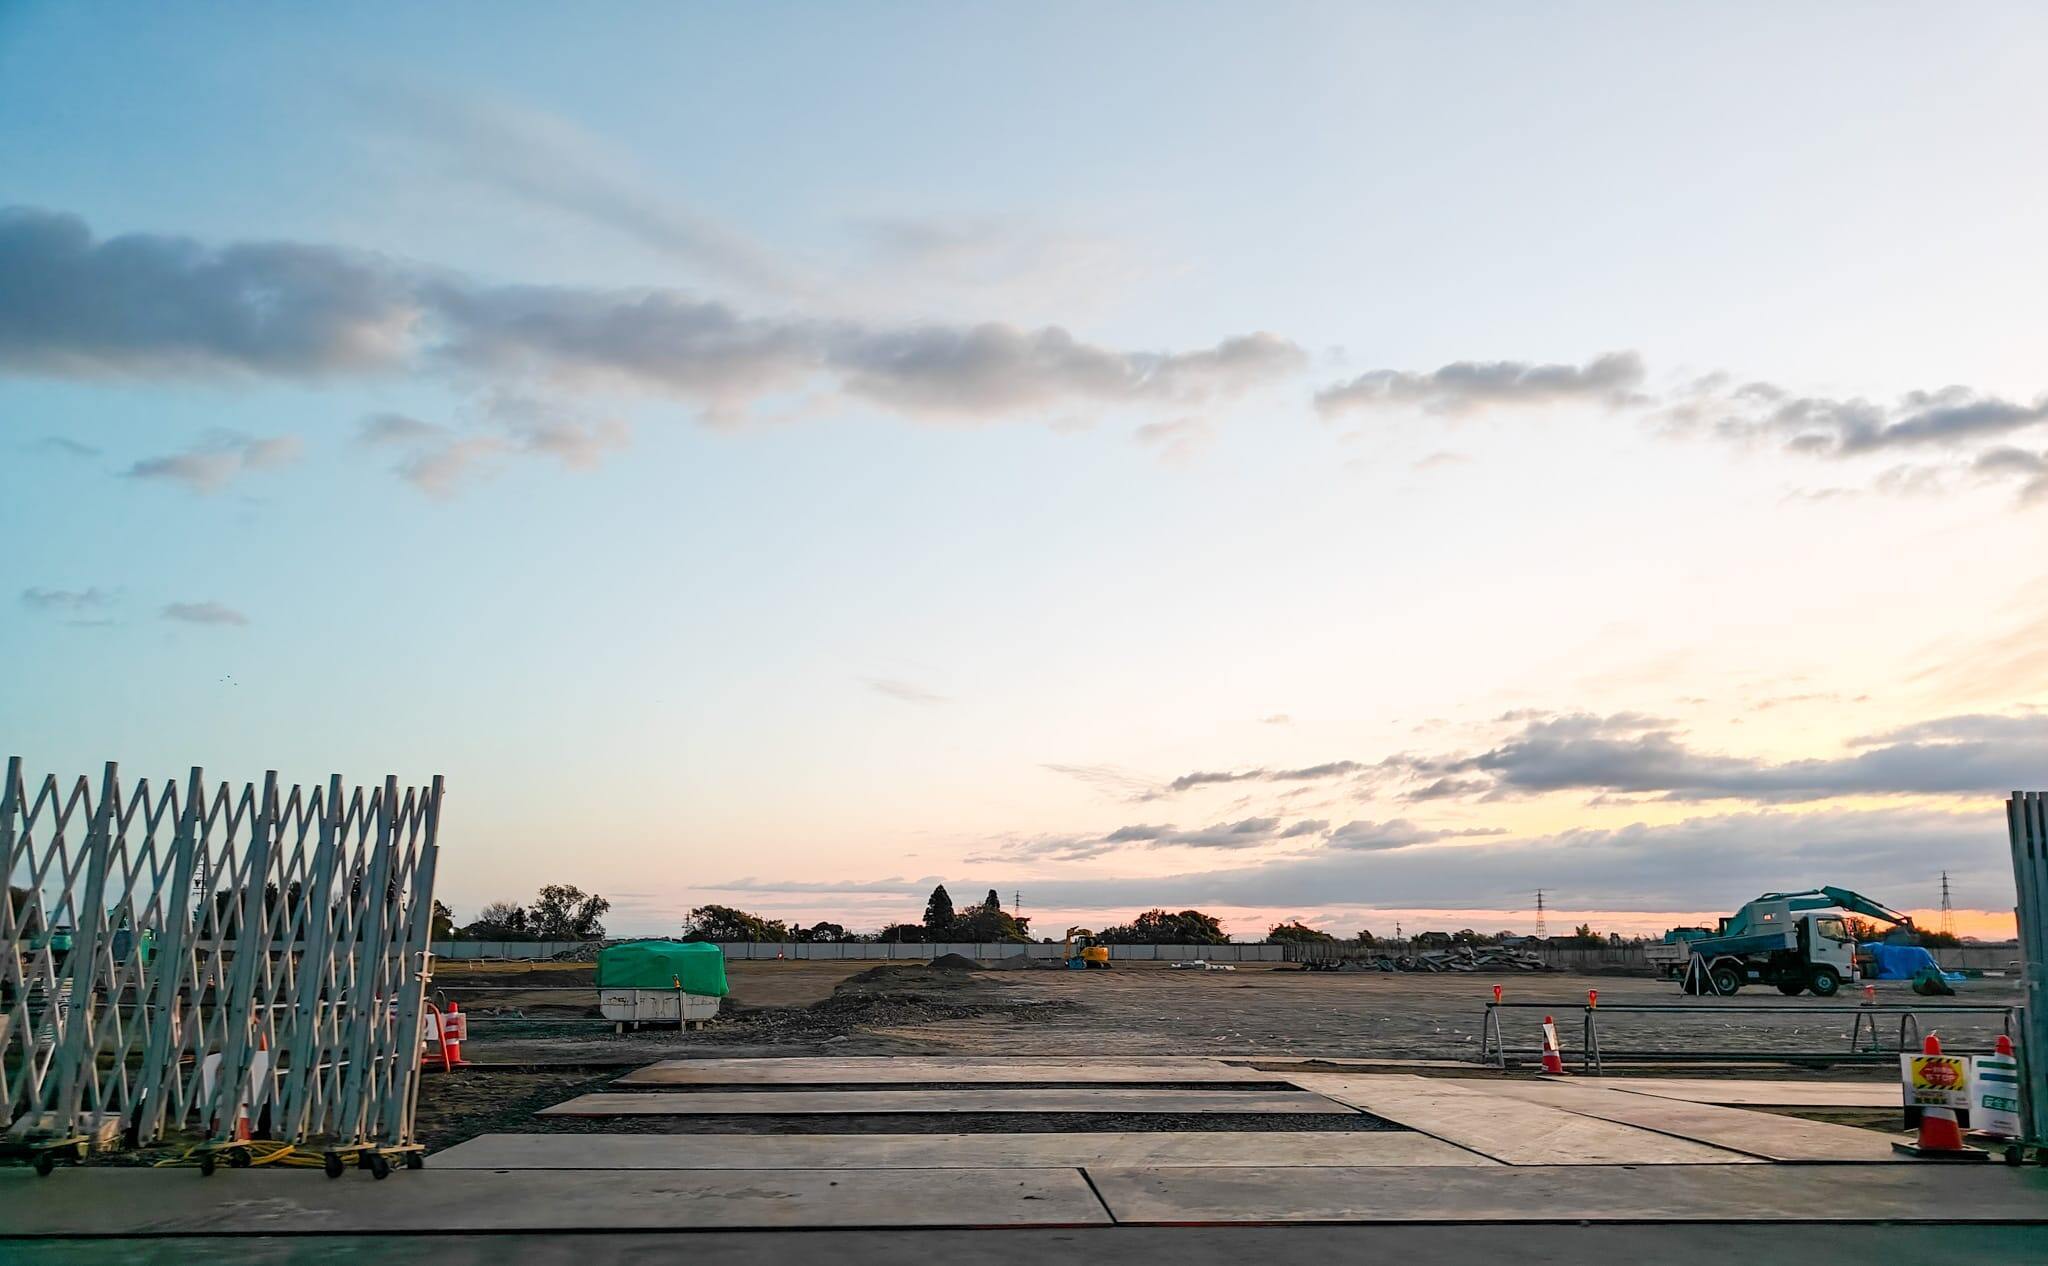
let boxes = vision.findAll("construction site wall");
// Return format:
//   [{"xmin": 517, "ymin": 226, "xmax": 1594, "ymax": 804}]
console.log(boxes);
[{"xmin": 431, "ymin": 940, "xmax": 1288, "ymax": 961}]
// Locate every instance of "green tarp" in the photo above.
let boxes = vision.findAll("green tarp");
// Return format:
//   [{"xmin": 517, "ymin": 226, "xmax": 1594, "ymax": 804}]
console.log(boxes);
[{"xmin": 595, "ymin": 940, "xmax": 729, "ymax": 996}]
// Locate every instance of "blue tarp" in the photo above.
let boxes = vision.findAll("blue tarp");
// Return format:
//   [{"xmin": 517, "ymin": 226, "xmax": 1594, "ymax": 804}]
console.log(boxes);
[{"xmin": 1860, "ymin": 942, "xmax": 1966, "ymax": 983}]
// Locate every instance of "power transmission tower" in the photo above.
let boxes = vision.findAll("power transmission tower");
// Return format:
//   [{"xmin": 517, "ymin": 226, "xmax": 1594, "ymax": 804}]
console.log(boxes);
[
  {"xmin": 1013, "ymin": 891, "xmax": 1022, "ymax": 915},
  {"xmin": 1939, "ymin": 871, "xmax": 1954, "ymax": 938},
  {"xmin": 1534, "ymin": 890, "xmax": 1548, "ymax": 939}
]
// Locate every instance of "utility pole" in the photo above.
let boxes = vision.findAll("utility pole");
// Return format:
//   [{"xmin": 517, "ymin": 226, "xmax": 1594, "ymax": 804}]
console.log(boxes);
[
  {"xmin": 1534, "ymin": 890, "xmax": 1548, "ymax": 939},
  {"xmin": 1940, "ymin": 871, "xmax": 1954, "ymax": 939}
]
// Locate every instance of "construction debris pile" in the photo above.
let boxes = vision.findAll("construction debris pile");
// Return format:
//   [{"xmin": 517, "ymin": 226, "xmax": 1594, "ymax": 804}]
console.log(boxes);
[{"xmin": 1300, "ymin": 945, "xmax": 1549, "ymax": 973}]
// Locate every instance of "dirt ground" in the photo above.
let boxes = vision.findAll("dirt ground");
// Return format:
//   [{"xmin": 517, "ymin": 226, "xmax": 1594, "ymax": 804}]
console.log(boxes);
[
  {"xmin": 436, "ymin": 958, "xmax": 2023, "ymax": 1065},
  {"xmin": 407, "ymin": 959, "xmax": 2026, "ymax": 1151}
]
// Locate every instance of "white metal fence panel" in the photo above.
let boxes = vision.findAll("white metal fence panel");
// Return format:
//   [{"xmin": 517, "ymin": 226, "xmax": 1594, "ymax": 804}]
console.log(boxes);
[{"xmin": 1, "ymin": 759, "xmax": 441, "ymax": 1150}]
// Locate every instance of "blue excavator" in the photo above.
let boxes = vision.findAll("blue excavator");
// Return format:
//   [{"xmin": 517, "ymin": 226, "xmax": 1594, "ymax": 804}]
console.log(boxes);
[{"xmin": 1653, "ymin": 887, "xmax": 1914, "ymax": 997}]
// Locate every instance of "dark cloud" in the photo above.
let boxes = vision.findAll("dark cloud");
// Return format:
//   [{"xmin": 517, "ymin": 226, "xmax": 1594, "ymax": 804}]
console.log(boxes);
[
  {"xmin": 20, "ymin": 587, "xmax": 113, "ymax": 611},
  {"xmin": 358, "ymin": 412, "xmax": 447, "ymax": 445},
  {"xmin": 1396, "ymin": 709, "xmax": 2048, "ymax": 803},
  {"xmin": 1168, "ymin": 760, "xmax": 1370, "ymax": 793},
  {"xmin": 1316, "ymin": 351, "xmax": 1644, "ymax": 417},
  {"xmin": 719, "ymin": 804, "xmax": 2013, "ymax": 916},
  {"xmin": 0, "ymin": 207, "xmax": 415, "ymax": 377},
  {"xmin": 0, "ymin": 207, "xmax": 1304, "ymax": 427},
  {"xmin": 1326, "ymin": 819, "xmax": 1505, "ymax": 851},
  {"xmin": 36, "ymin": 435, "xmax": 100, "ymax": 458},
  {"xmin": 161, "ymin": 601, "xmax": 248, "ymax": 626},
  {"xmin": 1973, "ymin": 447, "xmax": 2048, "ymax": 504},
  {"xmin": 124, "ymin": 431, "xmax": 304, "ymax": 493}
]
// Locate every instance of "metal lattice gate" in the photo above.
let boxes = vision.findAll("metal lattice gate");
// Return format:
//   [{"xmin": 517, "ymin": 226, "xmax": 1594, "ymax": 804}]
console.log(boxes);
[
  {"xmin": 2009, "ymin": 791, "xmax": 2048, "ymax": 1146},
  {"xmin": 2, "ymin": 759, "xmax": 442, "ymax": 1155}
]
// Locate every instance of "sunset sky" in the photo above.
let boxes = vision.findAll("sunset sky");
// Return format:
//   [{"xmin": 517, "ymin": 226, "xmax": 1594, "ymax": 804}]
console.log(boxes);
[{"xmin": 5, "ymin": 4, "xmax": 2044, "ymax": 941}]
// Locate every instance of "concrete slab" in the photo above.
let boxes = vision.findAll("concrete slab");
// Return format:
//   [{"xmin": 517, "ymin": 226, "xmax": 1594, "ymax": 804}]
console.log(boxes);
[
  {"xmin": 540, "ymin": 1088, "xmax": 1358, "ymax": 1116},
  {"xmin": 1284, "ymin": 1075, "xmax": 1748, "ymax": 1164},
  {"xmin": 432, "ymin": 1131, "xmax": 1497, "ymax": 1169},
  {"xmin": 1476, "ymin": 1081, "xmax": 1907, "ymax": 1162},
  {"xmin": 1581, "ymin": 1077, "xmax": 1896, "ymax": 1107},
  {"xmin": 617, "ymin": 1057, "xmax": 1269, "ymax": 1086},
  {"xmin": 0, "ymin": 1167, "xmax": 1111, "ymax": 1235},
  {"xmin": 1084, "ymin": 1163, "xmax": 2048, "ymax": 1224}
]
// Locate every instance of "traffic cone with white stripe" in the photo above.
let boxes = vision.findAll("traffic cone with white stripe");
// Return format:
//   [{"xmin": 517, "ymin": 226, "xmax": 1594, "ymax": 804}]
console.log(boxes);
[
  {"xmin": 1539, "ymin": 1015, "xmax": 1567, "ymax": 1075},
  {"xmin": 1894, "ymin": 1034, "xmax": 1984, "ymax": 1161}
]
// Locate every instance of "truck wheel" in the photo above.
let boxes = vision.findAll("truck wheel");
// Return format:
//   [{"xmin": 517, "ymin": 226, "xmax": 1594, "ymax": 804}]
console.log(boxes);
[
  {"xmin": 1777, "ymin": 982, "xmax": 1805, "ymax": 996},
  {"xmin": 1709, "ymin": 965, "xmax": 1743, "ymax": 995},
  {"xmin": 1806, "ymin": 966, "xmax": 1841, "ymax": 997}
]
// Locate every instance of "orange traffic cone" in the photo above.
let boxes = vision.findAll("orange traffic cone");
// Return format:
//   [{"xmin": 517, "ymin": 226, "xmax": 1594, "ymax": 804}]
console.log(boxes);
[
  {"xmin": 1539, "ymin": 1015, "xmax": 1567, "ymax": 1075},
  {"xmin": 443, "ymin": 1000, "xmax": 466, "ymax": 1067},
  {"xmin": 1894, "ymin": 1034, "xmax": 1984, "ymax": 1160}
]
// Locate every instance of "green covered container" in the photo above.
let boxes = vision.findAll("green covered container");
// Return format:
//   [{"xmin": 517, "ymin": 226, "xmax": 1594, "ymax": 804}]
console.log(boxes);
[{"xmin": 594, "ymin": 940, "xmax": 729, "ymax": 996}]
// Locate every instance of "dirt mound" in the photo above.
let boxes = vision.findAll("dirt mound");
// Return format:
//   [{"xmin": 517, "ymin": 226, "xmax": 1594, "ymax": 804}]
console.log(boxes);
[{"xmin": 843, "ymin": 956, "xmax": 979, "ymax": 986}]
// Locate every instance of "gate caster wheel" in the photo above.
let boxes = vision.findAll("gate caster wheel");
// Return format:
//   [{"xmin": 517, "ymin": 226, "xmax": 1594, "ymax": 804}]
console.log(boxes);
[
  {"xmin": 324, "ymin": 1152, "xmax": 346, "ymax": 1178},
  {"xmin": 368, "ymin": 1152, "xmax": 391, "ymax": 1180},
  {"xmin": 2005, "ymin": 1145, "xmax": 2025, "ymax": 1167},
  {"xmin": 33, "ymin": 1151, "xmax": 56, "ymax": 1177},
  {"xmin": 404, "ymin": 1152, "xmax": 425, "ymax": 1170},
  {"xmin": 198, "ymin": 1151, "xmax": 217, "ymax": 1176},
  {"xmin": 228, "ymin": 1147, "xmax": 252, "ymax": 1169}
]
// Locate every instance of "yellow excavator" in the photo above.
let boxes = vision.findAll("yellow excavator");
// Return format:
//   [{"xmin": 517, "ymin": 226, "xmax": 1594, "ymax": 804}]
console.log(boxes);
[{"xmin": 1063, "ymin": 927, "xmax": 1111, "ymax": 970}]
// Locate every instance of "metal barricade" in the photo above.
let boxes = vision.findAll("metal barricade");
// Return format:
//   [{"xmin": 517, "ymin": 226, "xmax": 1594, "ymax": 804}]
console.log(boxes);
[{"xmin": 1481, "ymin": 998, "xmax": 2019, "ymax": 1072}]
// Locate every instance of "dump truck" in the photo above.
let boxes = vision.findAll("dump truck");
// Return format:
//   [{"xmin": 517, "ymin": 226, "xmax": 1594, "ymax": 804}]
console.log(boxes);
[{"xmin": 1658, "ymin": 887, "xmax": 1913, "ymax": 996}]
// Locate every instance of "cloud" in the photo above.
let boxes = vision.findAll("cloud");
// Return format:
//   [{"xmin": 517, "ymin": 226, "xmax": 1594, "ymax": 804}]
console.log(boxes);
[
  {"xmin": 362, "ymin": 399, "xmax": 630, "ymax": 496},
  {"xmin": 358, "ymin": 412, "xmax": 447, "ymax": 446},
  {"xmin": 382, "ymin": 88, "xmax": 801, "ymax": 298},
  {"xmin": 21, "ymin": 587, "xmax": 113, "ymax": 612},
  {"xmin": 1104, "ymin": 816, "xmax": 1283, "ymax": 848},
  {"xmin": 0, "ymin": 208, "xmax": 1303, "ymax": 429},
  {"xmin": 1325, "ymin": 818, "xmax": 1506, "ymax": 851},
  {"xmin": 1393, "ymin": 709, "xmax": 2048, "ymax": 803},
  {"xmin": 1132, "ymin": 417, "xmax": 1212, "ymax": 467},
  {"xmin": 36, "ymin": 435, "xmax": 100, "ymax": 458},
  {"xmin": 1168, "ymin": 760, "xmax": 1370, "ymax": 792},
  {"xmin": 1040, "ymin": 763, "xmax": 1169, "ymax": 803},
  {"xmin": 0, "ymin": 207, "xmax": 416, "ymax": 377},
  {"xmin": 161, "ymin": 601, "xmax": 248, "ymax": 626},
  {"xmin": 717, "ymin": 804, "xmax": 2013, "ymax": 915},
  {"xmin": 124, "ymin": 431, "xmax": 303, "ymax": 493},
  {"xmin": 866, "ymin": 676, "xmax": 948, "ymax": 706},
  {"xmin": 1974, "ymin": 447, "xmax": 2048, "ymax": 504},
  {"xmin": 1316, "ymin": 351, "xmax": 1645, "ymax": 417}
]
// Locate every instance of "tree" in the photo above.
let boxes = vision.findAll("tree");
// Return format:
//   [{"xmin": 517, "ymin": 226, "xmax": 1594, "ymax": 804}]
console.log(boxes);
[
  {"xmin": 682, "ymin": 904, "xmax": 790, "ymax": 942},
  {"xmin": 1354, "ymin": 930, "xmax": 1377, "ymax": 946},
  {"xmin": 431, "ymin": 900, "xmax": 455, "ymax": 940},
  {"xmin": 877, "ymin": 922, "xmax": 927, "ymax": 943},
  {"xmin": 794, "ymin": 921, "xmax": 853, "ymax": 943},
  {"xmin": 1266, "ymin": 920, "xmax": 1336, "ymax": 944},
  {"xmin": 983, "ymin": 889, "xmax": 1003, "ymax": 913},
  {"xmin": 1097, "ymin": 909, "xmax": 1229, "ymax": 945},
  {"xmin": 529, "ymin": 884, "xmax": 610, "ymax": 940},
  {"xmin": 947, "ymin": 905, "xmax": 1032, "ymax": 942},
  {"xmin": 461, "ymin": 899, "xmax": 532, "ymax": 940},
  {"xmin": 1919, "ymin": 929, "xmax": 1962, "ymax": 948},
  {"xmin": 923, "ymin": 885, "xmax": 955, "ymax": 934}
]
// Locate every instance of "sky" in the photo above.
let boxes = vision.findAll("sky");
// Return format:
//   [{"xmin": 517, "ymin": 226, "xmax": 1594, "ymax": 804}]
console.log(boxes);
[{"xmin": 4, "ymin": 3, "xmax": 2045, "ymax": 941}]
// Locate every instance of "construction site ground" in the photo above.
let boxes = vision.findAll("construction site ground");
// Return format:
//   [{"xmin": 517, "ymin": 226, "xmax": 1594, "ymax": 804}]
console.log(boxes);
[{"xmin": 8, "ymin": 958, "xmax": 2041, "ymax": 1262}]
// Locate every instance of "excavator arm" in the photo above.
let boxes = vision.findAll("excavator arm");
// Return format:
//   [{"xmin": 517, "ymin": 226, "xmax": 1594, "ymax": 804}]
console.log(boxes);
[{"xmin": 1754, "ymin": 888, "xmax": 1914, "ymax": 927}]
